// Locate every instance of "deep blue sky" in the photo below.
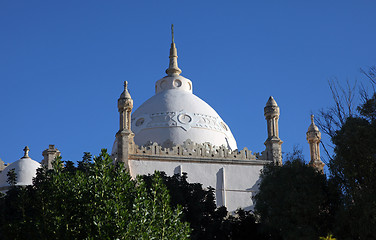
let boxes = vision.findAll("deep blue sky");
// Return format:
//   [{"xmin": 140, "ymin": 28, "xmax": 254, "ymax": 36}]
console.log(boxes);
[{"xmin": 1, "ymin": 1, "xmax": 376, "ymax": 168}]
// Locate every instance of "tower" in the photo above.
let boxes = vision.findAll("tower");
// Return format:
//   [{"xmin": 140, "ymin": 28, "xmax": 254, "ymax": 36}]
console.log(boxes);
[
  {"xmin": 42, "ymin": 145, "xmax": 61, "ymax": 169},
  {"xmin": 306, "ymin": 115, "xmax": 324, "ymax": 172},
  {"xmin": 115, "ymin": 81, "xmax": 135, "ymax": 167},
  {"xmin": 264, "ymin": 96, "xmax": 283, "ymax": 165}
]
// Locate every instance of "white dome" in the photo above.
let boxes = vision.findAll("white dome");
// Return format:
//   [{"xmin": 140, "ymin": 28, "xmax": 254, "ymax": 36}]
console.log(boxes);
[
  {"xmin": 113, "ymin": 37, "xmax": 237, "ymax": 152},
  {"xmin": 131, "ymin": 75, "xmax": 237, "ymax": 150},
  {"xmin": 0, "ymin": 155, "xmax": 40, "ymax": 190}
]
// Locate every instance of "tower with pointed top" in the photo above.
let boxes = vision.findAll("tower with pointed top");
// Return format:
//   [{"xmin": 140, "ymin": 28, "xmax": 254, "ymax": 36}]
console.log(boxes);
[
  {"xmin": 307, "ymin": 115, "xmax": 324, "ymax": 172},
  {"xmin": 115, "ymin": 81, "xmax": 135, "ymax": 167},
  {"xmin": 264, "ymin": 96, "xmax": 283, "ymax": 165}
]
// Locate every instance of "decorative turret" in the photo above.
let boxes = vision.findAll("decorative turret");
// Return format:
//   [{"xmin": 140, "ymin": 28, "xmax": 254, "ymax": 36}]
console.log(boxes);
[
  {"xmin": 264, "ymin": 96, "xmax": 283, "ymax": 165},
  {"xmin": 115, "ymin": 81, "xmax": 135, "ymax": 167},
  {"xmin": 307, "ymin": 115, "xmax": 324, "ymax": 172},
  {"xmin": 118, "ymin": 81, "xmax": 133, "ymax": 132},
  {"xmin": 42, "ymin": 145, "xmax": 61, "ymax": 169}
]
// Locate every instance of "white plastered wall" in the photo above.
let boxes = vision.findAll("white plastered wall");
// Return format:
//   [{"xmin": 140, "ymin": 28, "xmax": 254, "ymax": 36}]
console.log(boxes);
[{"xmin": 129, "ymin": 159, "xmax": 263, "ymax": 212}]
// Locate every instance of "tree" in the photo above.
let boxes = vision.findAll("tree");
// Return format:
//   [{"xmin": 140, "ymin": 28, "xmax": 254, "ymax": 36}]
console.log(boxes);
[
  {"xmin": 0, "ymin": 149, "xmax": 190, "ymax": 240},
  {"xmin": 314, "ymin": 66, "xmax": 376, "ymax": 239},
  {"xmin": 316, "ymin": 66, "xmax": 376, "ymax": 161},
  {"xmin": 329, "ymin": 93, "xmax": 376, "ymax": 239},
  {"xmin": 316, "ymin": 79, "xmax": 358, "ymax": 139},
  {"xmin": 6, "ymin": 168, "xmax": 17, "ymax": 186},
  {"xmin": 254, "ymin": 149, "xmax": 338, "ymax": 240}
]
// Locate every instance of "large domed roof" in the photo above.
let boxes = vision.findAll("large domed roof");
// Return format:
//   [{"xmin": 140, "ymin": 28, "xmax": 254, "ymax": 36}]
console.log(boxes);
[
  {"xmin": 0, "ymin": 147, "xmax": 40, "ymax": 191},
  {"xmin": 130, "ymin": 32, "xmax": 237, "ymax": 150},
  {"xmin": 132, "ymin": 82, "xmax": 237, "ymax": 150}
]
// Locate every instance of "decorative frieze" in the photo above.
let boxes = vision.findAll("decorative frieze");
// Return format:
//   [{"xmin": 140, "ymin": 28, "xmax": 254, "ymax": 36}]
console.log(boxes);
[
  {"xmin": 132, "ymin": 139, "xmax": 259, "ymax": 161},
  {"xmin": 132, "ymin": 111, "xmax": 230, "ymax": 135}
]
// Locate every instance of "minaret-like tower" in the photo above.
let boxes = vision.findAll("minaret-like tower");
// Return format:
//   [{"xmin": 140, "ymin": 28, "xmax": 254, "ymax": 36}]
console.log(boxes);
[
  {"xmin": 306, "ymin": 115, "xmax": 324, "ymax": 172},
  {"xmin": 264, "ymin": 96, "xmax": 283, "ymax": 165},
  {"xmin": 42, "ymin": 145, "xmax": 61, "ymax": 169},
  {"xmin": 115, "ymin": 81, "xmax": 135, "ymax": 167}
]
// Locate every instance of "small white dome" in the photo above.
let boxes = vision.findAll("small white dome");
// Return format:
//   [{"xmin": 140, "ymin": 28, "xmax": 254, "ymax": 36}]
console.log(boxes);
[{"xmin": 0, "ymin": 148, "xmax": 40, "ymax": 190}]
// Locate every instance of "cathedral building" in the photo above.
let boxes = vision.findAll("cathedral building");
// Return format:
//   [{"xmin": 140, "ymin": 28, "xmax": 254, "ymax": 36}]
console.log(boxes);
[{"xmin": 0, "ymin": 27, "xmax": 324, "ymax": 211}]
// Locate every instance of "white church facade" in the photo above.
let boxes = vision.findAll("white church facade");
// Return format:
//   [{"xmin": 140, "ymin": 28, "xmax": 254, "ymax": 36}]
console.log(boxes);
[{"xmin": 0, "ymin": 27, "xmax": 324, "ymax": 212}]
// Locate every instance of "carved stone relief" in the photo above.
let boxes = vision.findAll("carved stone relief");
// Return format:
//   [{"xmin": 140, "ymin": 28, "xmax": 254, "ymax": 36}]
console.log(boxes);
[
  {"xmin": 131, "ymin": 111, "xmax": 232, "ymax": 136},
  {"xmin": 133, "ymin": 139, "xmax": 258, "ymax": 161}
]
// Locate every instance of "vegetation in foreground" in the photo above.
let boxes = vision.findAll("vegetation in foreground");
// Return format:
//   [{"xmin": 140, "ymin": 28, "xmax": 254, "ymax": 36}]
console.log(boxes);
[{"xmin": 0, "ymin": 150, "xmax": 190, "ymax": 240}]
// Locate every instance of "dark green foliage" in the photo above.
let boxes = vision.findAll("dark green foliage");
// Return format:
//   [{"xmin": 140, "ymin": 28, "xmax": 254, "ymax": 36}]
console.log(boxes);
[
  {"xmin": 358, "ymin": 94, "xmax": 376, "ymax": 121},
  {"xmin": 254, "ymin": 158, "xmax": 337, "ymax": 240},
  {"xmin": 225, "ymin": 209, "xmax": 269, "ymax": 240},
  {"xmin": 0, "ymin": 149, "xmax": 190, "ymax": 240},
  {"xmin": 6, "ymin": 168, "xmax": 17, "ymax": 186},
  {"xmin": 329, "ymin": 93, "xmax": 376, "ymax": 239},
  {"xmin": 77, "ymin": 151, "xmax": 92, "ymax": 171}
]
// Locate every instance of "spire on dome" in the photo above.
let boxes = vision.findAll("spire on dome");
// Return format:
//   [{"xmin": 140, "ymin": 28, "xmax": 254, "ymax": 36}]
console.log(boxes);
[
  {"xmin": 171, "ymin": 23, "xmax": 174, "ymax": 43},
  {"xmin": 22, "ymin": 146, "xmax": 30, "ymax": 158},
  {"xmin": 166, "ymin": 24, "xmax": 182, "ymax": 76}
]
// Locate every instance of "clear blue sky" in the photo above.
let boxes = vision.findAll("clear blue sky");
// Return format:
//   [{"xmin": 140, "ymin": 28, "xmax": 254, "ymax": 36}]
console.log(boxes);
[{"xmin": 1, "ymin": 1, "xmax": 376, "ymax": 168}]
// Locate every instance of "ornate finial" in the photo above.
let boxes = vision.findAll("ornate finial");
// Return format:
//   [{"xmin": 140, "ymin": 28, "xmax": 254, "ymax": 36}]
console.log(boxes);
[
  {"xmin": 23, "ymin": 146, "xmax": 30, "ymax": 158},
  {"xmin": 171, "ymin": 24, "xmax": 174, "ymax": 43},
  {"xmin": 307, "ymin": 114, "xmax": 319, "ymax": 133},
  {"xmin": 124, "ymin": 81, "xmax": 128, "ymax": 91},
  {"xmin": 119, "ymin": 80, "xmax": 131, "ymax": 100},
  {"xmin": 166, "ymin": 25, "xmax": 182, "ymax": 76}
]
